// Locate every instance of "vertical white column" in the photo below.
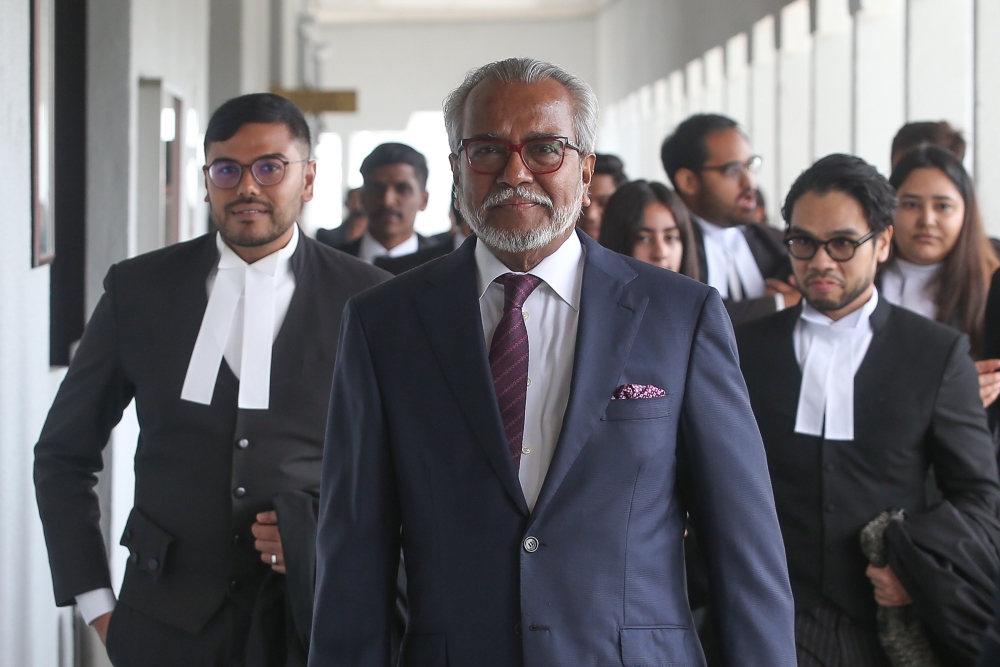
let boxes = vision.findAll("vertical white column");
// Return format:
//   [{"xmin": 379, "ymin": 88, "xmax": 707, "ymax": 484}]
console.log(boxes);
[
  {"xmin": 653, "ymin": 78, "xmax": 671, "ymax": 182},
  {"xmin": 813, "ymin": 0, "xmax": 853, "ymax": 159},
  {"xmin": 703, "ymin": 47, "xmax": 725, "ymax": 114},
  {"xmin": 908, "ymin": 0, "xmax": 974, "ymax": 168},
  {"xmin": 623, "ymin": 92, "xmax": 641, "ymax": 179},
  {"xmin": 669, "ymin": 70, "xmax": 686, "ymax": 131},
  {"xmin": 725, "ymin": 33, "xmax": 750, "ymax": 128},
  {"xmin": 638, "ymin": 84, "xmax": 656, "ymax": 179},
  {"xmin": 686, "ymin": 58, "xmax": 705, "ymax": 116},
  {"xmin": 854, "ymin": 0, "xmax": 906, "ymax": 175},
  {"xmin": 751, "ymin": 15, "xmax": 778, "ymax": 209},
  {"xmin": 977, "ymin": 0, "xmax": 1000, "ymax": 234},
  {"xmin": 778, "ymin": 0, "xmax": 813, "ymax": 201}
]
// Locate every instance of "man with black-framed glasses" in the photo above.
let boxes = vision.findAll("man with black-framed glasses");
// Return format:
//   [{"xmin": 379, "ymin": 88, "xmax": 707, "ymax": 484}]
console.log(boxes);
[
  {"xmin": 737, "ymin": 154, "xmax": 1000, "ymax": 667},
  {"xmin": 661, "ymin": 113, "xmax": 799, "ymax": 325},
  {"xmin": 34, "ymin": 93, "xmax": 388, "ymax": 666}
]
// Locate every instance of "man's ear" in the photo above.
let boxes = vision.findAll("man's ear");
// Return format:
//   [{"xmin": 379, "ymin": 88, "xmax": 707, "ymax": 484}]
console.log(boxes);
[
  {"xmin": 674, "ymin": 168, "xmax": 700, "ymax": 200},
  {"xmin": 301, "ymin": 160, "xmax": 318, "ymax": 203},
  {"xmin": 875, "ymin": 225, "xmax": 894, "ymax": 263},
  {"xmin": 580, "ymin": 153, "xmax": 596, "ymax": 208},
  {"xmin": 419, "ymin": 188, "xmax": 429, "ymax": 212},
  {"xmin": 449, "ymin": 153, "xmax": 461, "ymax": 188}
]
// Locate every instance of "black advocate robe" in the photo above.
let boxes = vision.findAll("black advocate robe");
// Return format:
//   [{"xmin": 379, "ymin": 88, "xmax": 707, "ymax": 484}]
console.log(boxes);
[
  {"xmin": 736, "ymin": 299, "xmax": 1000, "ymax": 652},
  {"xmin": 33, "ymin": 232, "xmax": 387, "ymax": 653}
]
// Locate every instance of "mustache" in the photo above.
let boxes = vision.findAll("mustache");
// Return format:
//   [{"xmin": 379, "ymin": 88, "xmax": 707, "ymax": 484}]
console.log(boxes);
[
  {"xmin": 226, "ymin": 196, "xmax": 273, "ymax": 214},
  {"xmin": 804, "ymin": 270, "xmax": 845, "ymax": 286},
  {"xmin": 481, "ymin": 186, "xmax": 553, "ymax": 211}
]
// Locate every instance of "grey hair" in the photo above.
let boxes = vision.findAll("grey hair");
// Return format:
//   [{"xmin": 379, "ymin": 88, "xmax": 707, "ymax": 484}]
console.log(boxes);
[{"xmin": 443, "ymin": 57, "xmax": 599, "ymax": 156}]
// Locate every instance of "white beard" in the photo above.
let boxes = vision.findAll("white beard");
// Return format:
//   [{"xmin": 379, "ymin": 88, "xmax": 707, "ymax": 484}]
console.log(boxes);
[{"xmin": 458, "ymin": 182, "xmax": 583, "ymax": 254}]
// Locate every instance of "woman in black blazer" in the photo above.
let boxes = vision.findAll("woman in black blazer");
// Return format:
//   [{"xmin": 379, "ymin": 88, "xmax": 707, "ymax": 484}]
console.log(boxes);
[{"xmin": 886, "ymin": 145, "xmax": 1000, "ymax": 408}]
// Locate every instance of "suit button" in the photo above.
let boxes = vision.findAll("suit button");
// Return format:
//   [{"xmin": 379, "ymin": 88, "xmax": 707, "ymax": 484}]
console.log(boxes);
[
  {"xmin": 514, "ymin": 623, "xmax": 522, "ymax": 637},
  {"xmin": 234, "ymin": 487, "xmax": 246, "ymax": 499},
  {"xmin": 129, "ymin": 553, "xmax": 138, "ymax": 564},
  {"xmin": 147, "ymin": 558, "xmax": 159, "ymax": 570},
  {"xmin": 237, "ymin": 438, "xmax": 249, "ymax": 449},
  {"xmin": 523, "ymin": 536, "xmax": 539, "ymax": 553}
]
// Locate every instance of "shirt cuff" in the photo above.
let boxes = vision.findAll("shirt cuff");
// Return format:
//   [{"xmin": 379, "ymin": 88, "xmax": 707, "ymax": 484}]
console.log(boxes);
[
  {"xmin": 76, "ymin": 588, "xmax": 117, "ymax": 625},
  {"xmin": 774, "ymin": 292, "xmax": 786, "ymax": 311}
]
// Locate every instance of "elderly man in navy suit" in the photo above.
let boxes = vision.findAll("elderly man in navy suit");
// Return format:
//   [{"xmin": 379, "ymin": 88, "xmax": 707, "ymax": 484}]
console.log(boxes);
[{"xmin": 309, "ymin": 58, "xmax": 796, "ymax": 667}]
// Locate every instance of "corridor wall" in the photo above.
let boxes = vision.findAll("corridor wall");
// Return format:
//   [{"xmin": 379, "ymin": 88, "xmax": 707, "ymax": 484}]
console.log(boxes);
[{"xmin": 598, "ymin": 0, "xmax": 998, "ymax": 233}]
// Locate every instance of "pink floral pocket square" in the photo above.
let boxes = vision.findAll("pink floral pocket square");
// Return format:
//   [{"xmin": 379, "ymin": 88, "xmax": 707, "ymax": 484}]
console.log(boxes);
[{"xmin": 612, "ymin": 383, "xmax": 666, "ymax": 400}]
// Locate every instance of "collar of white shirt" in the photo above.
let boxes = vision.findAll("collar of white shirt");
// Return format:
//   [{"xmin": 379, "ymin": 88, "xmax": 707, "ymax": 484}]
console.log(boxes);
[
  {"xmin": 793, "ymin": 288, "xmax": 879, "ymax": 440},
  {"xmin": 358, "ymin": 229, "xmax": 419, "ymax": 263},
  {"xmin": 474, "ymin": 231, "xmax": 584, "ymax": 310},
  {"xmin": 180, "ymin": 226, "xmax": 298, "ymax": 410},
  {"xmin": 691, "ymin": 213, "xmax": 766, "ymax": 300}
]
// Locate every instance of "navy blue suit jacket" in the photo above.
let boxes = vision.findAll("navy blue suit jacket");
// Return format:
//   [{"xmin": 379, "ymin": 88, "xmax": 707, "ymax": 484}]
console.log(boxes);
[{"xmin": 310, "ymin": 231, "xmax": 795, "ymax": 667}]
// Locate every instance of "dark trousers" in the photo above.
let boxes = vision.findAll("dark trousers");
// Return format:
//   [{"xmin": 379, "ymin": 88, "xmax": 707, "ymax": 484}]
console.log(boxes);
[
  {"xmin": 795, "ymin": 599, "xmax": 890, "ymax": 667},
  {"xmin": 105, "ymin": 590, "xmax": 258, "ymax": 667}
]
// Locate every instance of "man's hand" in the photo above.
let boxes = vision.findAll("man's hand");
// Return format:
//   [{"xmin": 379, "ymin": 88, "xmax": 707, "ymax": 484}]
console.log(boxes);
[
  {"xmin": 91, "ymin": 611, "xmax": 112, "ymax": 645},
  {"xmin": 866, "ymin": 564, "xmax": 912, "ymax": 607},
  {"xmin": 252, "ymin": 511, "xmax": 286, "ymax": 574},
  {"xmin": 765, "ymin": 278, "xmax": 802, "ymax": 309},
  {"xmin": 975, "ymin": 359, "xmax": 1000, "ymax": 408}
]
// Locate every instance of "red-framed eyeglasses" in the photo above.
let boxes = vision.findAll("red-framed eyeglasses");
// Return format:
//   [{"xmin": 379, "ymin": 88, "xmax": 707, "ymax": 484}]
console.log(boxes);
[{"xmin": 459, "ymin": 136, "xmax": 582, "ymax": 175}]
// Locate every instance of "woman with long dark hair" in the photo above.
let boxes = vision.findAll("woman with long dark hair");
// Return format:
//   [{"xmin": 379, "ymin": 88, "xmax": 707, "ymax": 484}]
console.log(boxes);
[
  {"xmin": 885, "ymin": 144, "xmax": 1000, "ymax": 406},
  {"xmin": 598, "ymin": 180, "xmax": 700, "ymax": 279}
]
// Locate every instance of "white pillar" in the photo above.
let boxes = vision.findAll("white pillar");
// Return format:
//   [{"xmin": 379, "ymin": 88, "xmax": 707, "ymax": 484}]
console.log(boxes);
[
  {"xmin": 751, "ymin": 15, "xmax": 778, "ymax": 211},
  {"xmin": 778, "ymin": 0, "xmax": 813, "ymax": 203},
  {"xmin": 724, "ymin": 33, "xmax": 750, "ymax": 129},
  {"xmin": 976, "ymin": 0, "xmax": 1000, "ymax": 234},
  {"xmin": 813, "ymin": 0, "xmax": 853, "ymax": 159},
  {"xmin": 854, "ymin": 0, "xmax": 906, "ymax": 175}
]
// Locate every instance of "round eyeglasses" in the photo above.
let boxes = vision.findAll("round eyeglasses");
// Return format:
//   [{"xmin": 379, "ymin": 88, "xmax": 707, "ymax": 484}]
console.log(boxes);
[
  {"xmin": 460, "ymin": 136, "xmax": 582, "ymax": 175},
  {"xmin": 204, "ymin": 157, "xmax": 310, "ymax": 189},
  {"xmin": 784, "ymin": 230, "xmax": 876, "ymax": 261},
  {"xmin": 699, "ymin": 155, "xmax": 763, "ymax": 180}
]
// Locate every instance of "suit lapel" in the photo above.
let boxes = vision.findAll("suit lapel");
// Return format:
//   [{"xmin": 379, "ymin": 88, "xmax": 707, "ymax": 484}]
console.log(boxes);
[
  {"xmin": 270, "ymin": 233, "xmax": 314, "ymax": 377},
  {"xmin": 416, "ymin": 239, "xmax": 529, "ymax": 515},
  {"xmin": 529, "ymin": 236, "xmax": 645, "ymax": 524}
]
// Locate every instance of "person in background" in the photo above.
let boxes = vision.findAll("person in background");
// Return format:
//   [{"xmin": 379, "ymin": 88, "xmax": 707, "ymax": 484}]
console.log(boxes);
[
  {"xmin": 738, "ymin": 153, "xmax": 1000, "ymax": 667},
  {"xmin": 891, "ymin": 121, "xmax": 966, "ymax": 169},
  {"xmin": 598, "ymin": 179, "xmax": 699, "ymax": 279},
  {"xmin": 324, "ymin": 142, "xmax": 438, "ymax": 263},
  {"xmin": 661, "ymin": 113, "xmax": 799, "ymax": 325},
  {"xmin": 883, "ymin": 145, "xmax": 1000, "ymax": 408},
  {"xmin": 577, "ymin": 153, "xmax": 627, "ymax": 240},
  {"xmin": 754, "ymin": 189, "xmax": 769, "ymax": 225},
  {"xmin": 376, "ymin": 186, "xmax": 472, "ymax": 275},
  {"xmin": 33, "ymin": 93, "xmax": 388, "ymax": 666},
  {"xmin": 315, "ymin": 187, "xmax": 367, "ymax": 247}
]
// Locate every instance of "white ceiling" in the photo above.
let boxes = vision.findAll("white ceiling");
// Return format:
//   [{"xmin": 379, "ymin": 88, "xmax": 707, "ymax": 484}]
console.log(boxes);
[{"xmin": 308, "ymin": 0, "xmax": 615, "ymax": 24}]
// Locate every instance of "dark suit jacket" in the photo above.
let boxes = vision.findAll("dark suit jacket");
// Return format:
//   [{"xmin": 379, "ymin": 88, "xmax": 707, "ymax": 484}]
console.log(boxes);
[
  {"xmin": 374, "ymin": 239, "xmax": 455, "ymax": 275},
  {"xmin": 691, "ymin": 221, "xmax": 792, "ymax": 326},
  {"xmin": 736, "ymin": 300, "xmax": 1000, "ymax": 631},
  {"xmin": 310, "ymin": 231, "xmax": 796, "ymax": 667},
  {"xmin": 320, "ymin": 232, "xmax": 434, "ymax": 258},
  {"xmin": 33, "ymin": 233, "xmax": 387, "ymax": 635}
]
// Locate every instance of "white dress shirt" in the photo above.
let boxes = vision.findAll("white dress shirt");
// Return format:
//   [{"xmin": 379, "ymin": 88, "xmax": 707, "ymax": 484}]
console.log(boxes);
[
  {"xmin": 693, "ymin": 215, "xmax": 767, "ymax": 302},
  {"xmin": 793, "ymin": 289, "xmax": 879, "ymax": 440},
  {"xmin": 77, "ymin": 226, "xmax": 300, "ymax": 625},
  {"xmin": 880, "ymin": 258, "xmax": 939, "ymax": 321},
  {"xmin": 357, "ymin": 230, "xmax": 419, "ymax": 264},
  {"xmin": 476, "ymin": 232, "xmax": 584, "ymax": 511}
]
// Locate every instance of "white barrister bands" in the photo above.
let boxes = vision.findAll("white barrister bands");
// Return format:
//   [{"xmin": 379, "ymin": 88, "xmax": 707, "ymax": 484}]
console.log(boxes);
[
  {"xmin": 793, "ymin": 289, "xmax": 879, "ymax": 440},
  {"xmin": 693, "ymin": 215, "xmax": 766, "ymax": 302},
  {"xmin": 181, "ymin": 226, "xmax": 299, "ymax": 410}
]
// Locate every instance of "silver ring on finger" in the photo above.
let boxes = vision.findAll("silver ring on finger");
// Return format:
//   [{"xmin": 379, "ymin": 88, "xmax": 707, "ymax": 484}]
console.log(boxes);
[{"xmin": 270, "ymin": 553, "xmax": 278, "ymax": 565}]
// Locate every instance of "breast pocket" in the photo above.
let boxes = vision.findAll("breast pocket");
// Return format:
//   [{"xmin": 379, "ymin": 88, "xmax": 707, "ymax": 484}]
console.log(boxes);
[{"xmin": 602, "ymin": 395, "xmax": 671, "ymax": 422}]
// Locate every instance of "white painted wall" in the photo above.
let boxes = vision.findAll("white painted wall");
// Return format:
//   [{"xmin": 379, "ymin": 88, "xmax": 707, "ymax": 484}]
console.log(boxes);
[{"xmin": 0, "ymin": 0, "xmax": 72, "ymax": 664}]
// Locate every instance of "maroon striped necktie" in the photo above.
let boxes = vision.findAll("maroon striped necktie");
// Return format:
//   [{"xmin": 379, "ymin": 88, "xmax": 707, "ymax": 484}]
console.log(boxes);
[{"xmin": 489, "ymin": 273, "xmax": 542, "ymax": 471}]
